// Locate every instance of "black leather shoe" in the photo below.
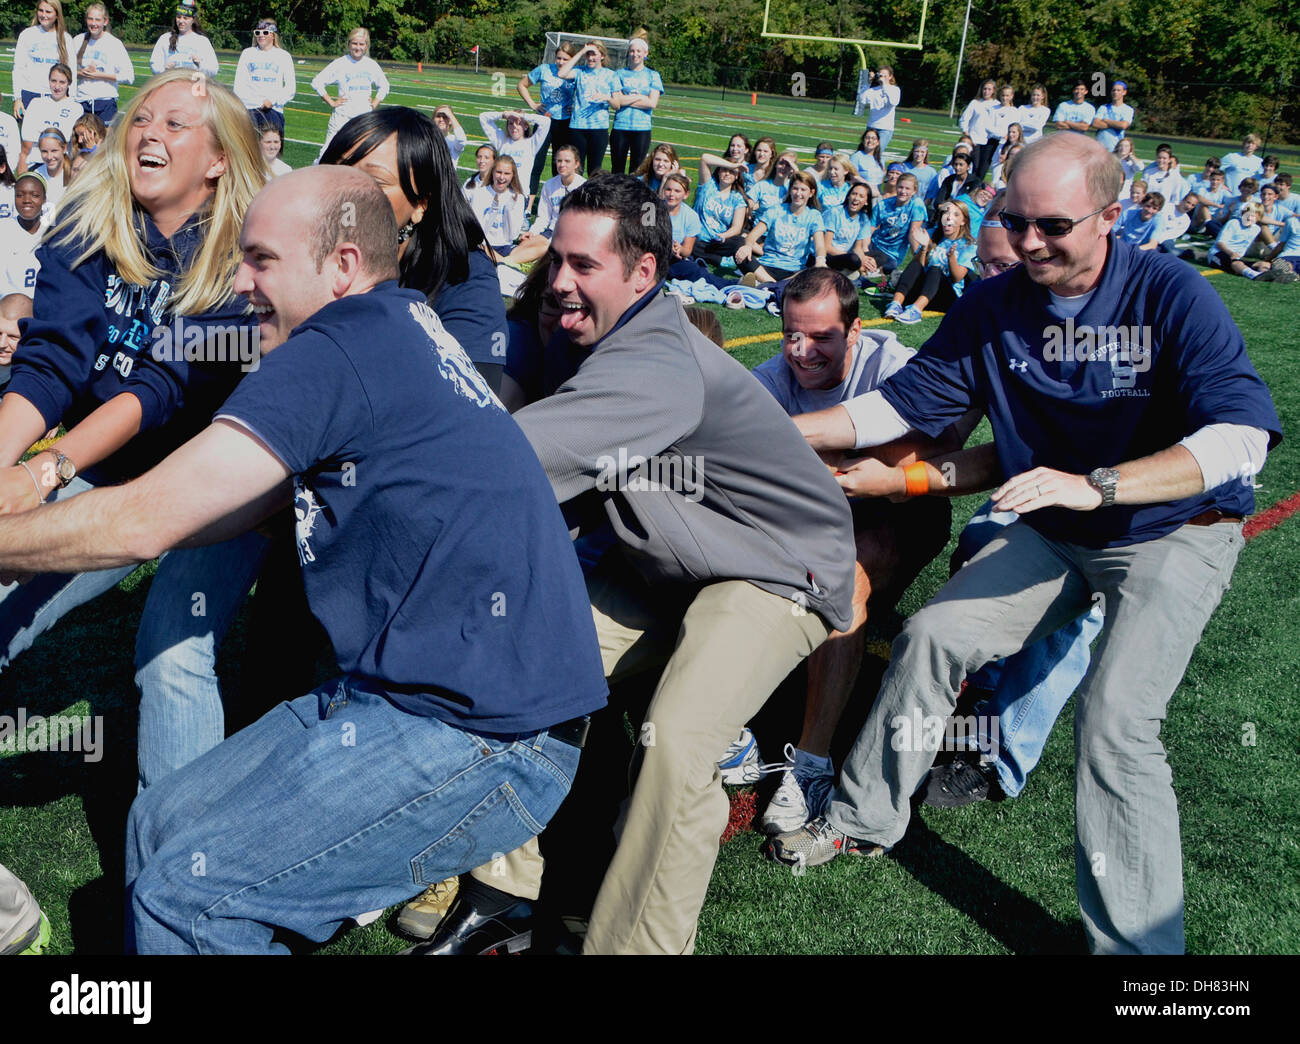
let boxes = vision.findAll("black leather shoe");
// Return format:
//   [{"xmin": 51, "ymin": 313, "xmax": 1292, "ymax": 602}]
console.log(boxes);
[{"xmin": 402, "ymin": 890, "xmax": 534, "ymax": 955}]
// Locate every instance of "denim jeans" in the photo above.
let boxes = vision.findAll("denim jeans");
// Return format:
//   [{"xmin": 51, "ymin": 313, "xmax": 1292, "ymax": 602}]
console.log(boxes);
[
  {"xmin": 133, "ymin": 530, "xmax": 271, "ymax": 790},
  {"xmin": 126, "ymin": 677, "xmax": 581, "ymax": 953},
  {"xmin": 0, "ymin": 477, "xmax": 137, "ymax": 674},
  {"xmin": 955, "ymin": 500, "xmax": 1102, "ymax": 796}
]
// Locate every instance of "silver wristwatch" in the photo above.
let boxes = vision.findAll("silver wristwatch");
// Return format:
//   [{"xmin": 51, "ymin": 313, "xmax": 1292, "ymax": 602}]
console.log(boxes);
[{"xmin": 1086, "ymin": 466, "xmax": 1119, "ymax": 507}]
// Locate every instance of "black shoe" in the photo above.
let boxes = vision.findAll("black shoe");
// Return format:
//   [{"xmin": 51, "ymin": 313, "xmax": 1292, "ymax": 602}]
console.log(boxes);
[
  {"xmin": 922, "ymin": 752, "xmax": 1004, "ymax": 808},
  {"xmin": 402, "ymin": 882, "xmax": 534, "ymax": 955}
]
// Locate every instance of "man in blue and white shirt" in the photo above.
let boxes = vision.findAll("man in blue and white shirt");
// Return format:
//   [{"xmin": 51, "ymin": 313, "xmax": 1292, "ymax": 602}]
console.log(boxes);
[{"xmin": 1091, "ymin": 80, "xmax": 1134, "ymax": 151}]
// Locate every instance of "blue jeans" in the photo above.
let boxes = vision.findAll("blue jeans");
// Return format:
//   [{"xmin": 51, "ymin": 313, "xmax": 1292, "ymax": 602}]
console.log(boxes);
[
  {"xmin": 125, "ymin": 677, "xmax": 581, "ymax": 953},
  {"xmin": 955, "ymin": 500, "xmax": 1102, "ymax": 796},
  {"xmin": 133, "ymin": 531, "xmax": 271, "ymax": 790},
  {"xmin": 875, "ymin": 127, "xmax": 894, "ymax": 152},
  {"xmin": 0, "ymin": 477, "xmax": 137, "ymax": 673}
]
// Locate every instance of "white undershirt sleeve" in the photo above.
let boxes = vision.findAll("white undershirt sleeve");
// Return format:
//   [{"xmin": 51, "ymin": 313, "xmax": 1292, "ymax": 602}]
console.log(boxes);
[
  {"xmin": 841, "ymin": 390, "xmax": 912, "ymax": 449},
  {"xmin": 1178, "ymin": 423, "xmax": 1270, "ymax": 491}
]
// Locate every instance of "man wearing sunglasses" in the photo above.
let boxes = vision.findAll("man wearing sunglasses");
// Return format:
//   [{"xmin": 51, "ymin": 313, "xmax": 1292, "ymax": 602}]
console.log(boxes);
[{"xmin": 767, "ymin": 134, "xmax": 1281, "ymax": 955}]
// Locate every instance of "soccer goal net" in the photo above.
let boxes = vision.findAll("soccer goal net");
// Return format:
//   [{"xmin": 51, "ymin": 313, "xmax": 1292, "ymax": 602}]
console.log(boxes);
[{"xmin": 543, "ymin": 32, "xmax": 633, "ymax": 70}]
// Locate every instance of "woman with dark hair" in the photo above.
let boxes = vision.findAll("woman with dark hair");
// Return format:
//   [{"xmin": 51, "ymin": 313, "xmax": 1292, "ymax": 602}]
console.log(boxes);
[
  {"xmin": 149, "ymin": 0, "xmax": 218, "ymax": 77},
  {"xmin": 321, "ymin": 106, "xmax": 506, "ymax": 389}
]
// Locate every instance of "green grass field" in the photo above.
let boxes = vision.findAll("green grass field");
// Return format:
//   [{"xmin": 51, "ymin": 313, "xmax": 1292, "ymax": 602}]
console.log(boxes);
[{"xmin": 0, "ymin": 47, "xmax": 1297, "ymax": 956}]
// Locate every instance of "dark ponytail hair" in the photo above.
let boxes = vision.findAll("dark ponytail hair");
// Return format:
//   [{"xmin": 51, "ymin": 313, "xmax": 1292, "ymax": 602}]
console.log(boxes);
[{"xmin": 320, "ymin": 106, "xmax": 487, "ymax": 300}]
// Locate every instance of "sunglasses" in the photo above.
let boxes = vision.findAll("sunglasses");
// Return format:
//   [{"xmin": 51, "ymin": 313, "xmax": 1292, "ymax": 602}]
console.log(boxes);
[
  {"xmin": 975, "ymin": 258, "xmax": 1021, "ymax": 278},
  {"xmin": 254, "ymin": 28, "xmax": 276, "ymax": 35},
  {"xmin": 1000, "ymin": 205, "xmax": 1109, "ymax": 237}
]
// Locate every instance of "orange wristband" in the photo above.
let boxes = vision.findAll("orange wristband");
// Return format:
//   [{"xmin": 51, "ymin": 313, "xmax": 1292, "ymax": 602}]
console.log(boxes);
[{"xmin": 903, "ymin": 461, "xmax": 930, "ymax": 497}]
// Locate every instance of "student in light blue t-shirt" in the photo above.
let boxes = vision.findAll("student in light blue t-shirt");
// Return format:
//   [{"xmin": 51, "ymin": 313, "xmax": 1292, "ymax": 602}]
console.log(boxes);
[
  {"xmin": 867, "ymin": 171, "xmax": 928, "ymax": 275},
  {"xmin": 884, "ymin": 199, "xmax": 976, "ymax": 323},
  {"xmin": 1220, "ymin": 134, "xmax": 1264, "ymax": 193},
  {"xmin": 1116, "ymin": 191, "xmax": 1164, "ymax": 247},
  {"xmin": 823, "ymin": 181, "xmax": 874, "ymax": 278},
  {"xmin": 736, "ymin": 170, "xmax": 826, "ymax": 283},
  {"xmin": 517, "ymin": 41, "xmax": 576, "ymax": 192},
  {"xmin": 662, "ymin": 171, "xmax": 730, "ymax": 288},
  {"xmin": 691, "ymin": 164, "xmax": 750, "ymax": 266},
  {"xmin": 1091, "ymin": 80, "xmax": 1134, "ymax": 151},
  {"xmin": 1208, "ymin": 203, "xmax": 1265, "ymax": 277},
  {"xmin": 816, "ymin": 155, "xmax": 853, "ymax": 208},
  {"xmin": 850, "ymin": 128, "xmax": 885, "ymax": 187},
  {"xmin": 1052, "ymin": 82, "xmax": 1096, "ymax": 133},
  {"xmin": 556, "ymin": 40, "xmax": 619, "ymax": 174},
  {"xmin": 610, "ymin": 35, "xmax": 664, "ymax": 175}
]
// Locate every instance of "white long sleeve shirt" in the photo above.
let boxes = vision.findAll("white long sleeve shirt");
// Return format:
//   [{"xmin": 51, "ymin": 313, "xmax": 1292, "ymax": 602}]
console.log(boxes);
[
  {"xmin": 71, "ymin": 31, "xmax": 133, "ymax": 103},
  {"xmin": 311, "ymin": 55, "xmax": 389, "ymax": 120},
  {"xmin": 234, "ymin": 46, "xmax": 296, "ymax": 112}
]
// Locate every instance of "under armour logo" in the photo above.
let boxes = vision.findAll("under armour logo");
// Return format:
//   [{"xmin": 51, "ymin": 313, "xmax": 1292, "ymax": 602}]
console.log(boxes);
[{"xmin": 1008, "ymin": 359, "xmax": 1029, "ymax": 373}]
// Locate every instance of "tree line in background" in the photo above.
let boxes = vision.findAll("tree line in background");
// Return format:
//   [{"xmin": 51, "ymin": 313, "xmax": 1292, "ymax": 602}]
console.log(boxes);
[{"xmin": 2, "ymin": 0, "xmax": 1295, "ymax": 143}]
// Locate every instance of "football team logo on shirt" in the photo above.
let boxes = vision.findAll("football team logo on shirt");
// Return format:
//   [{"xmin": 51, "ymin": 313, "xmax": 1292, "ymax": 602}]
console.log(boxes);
[{"xmin": 408, "ymin": 301, "xmax": 500, "ymax": 410}]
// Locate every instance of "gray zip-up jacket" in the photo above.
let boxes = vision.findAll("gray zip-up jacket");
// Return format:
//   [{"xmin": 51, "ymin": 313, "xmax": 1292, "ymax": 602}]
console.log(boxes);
[{"xmin": 514, "ymin": 290, "xmax": 856, "ymax": 631}]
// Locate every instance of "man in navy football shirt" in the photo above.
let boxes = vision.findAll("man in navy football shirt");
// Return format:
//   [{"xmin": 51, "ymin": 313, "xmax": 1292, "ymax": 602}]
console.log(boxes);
[
  {"xmin": 0, "ymin": 166, "xmax": 608, "ymax": 953},
  {"xmin": 766, "ymin": 134, "xmax": 1282, "ymax": 954}
]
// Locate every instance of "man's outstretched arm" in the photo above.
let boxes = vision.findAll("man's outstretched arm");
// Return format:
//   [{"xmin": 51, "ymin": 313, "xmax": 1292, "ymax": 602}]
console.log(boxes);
[{"xmin": 0, "ymin": 420, "xmax": 292, "ymax": 576}]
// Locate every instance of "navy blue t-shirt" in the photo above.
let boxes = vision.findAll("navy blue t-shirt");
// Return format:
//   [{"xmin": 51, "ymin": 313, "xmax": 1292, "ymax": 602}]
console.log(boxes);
[
  {"xmin": 430, "ymin": 248, "xmax": 507, "ymax": 389},
  {"xmin": 217, "ymin": 283, "xmax": 607, "ymax": 731},
  {"xmin": 877, "ymin": 236, "xmax": 1282, "ymax": 547}
]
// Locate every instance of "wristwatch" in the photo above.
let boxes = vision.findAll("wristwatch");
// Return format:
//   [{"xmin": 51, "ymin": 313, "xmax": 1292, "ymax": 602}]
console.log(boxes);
[
  {"xmin": 1086, "ymin": 466, "xmax": 1120, "ymax": 507},
  {"xmin": 50, "ymin": 448, "xmax": 77, "ymax": 488}
]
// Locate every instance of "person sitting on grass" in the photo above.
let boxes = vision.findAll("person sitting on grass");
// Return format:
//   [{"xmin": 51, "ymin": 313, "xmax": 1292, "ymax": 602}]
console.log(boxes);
[
  {"xmin": 468, "ymin": 154, "xmax": 527, "ymax": 263},
  {"xmin": 1190, "ymin": 168, "xmax": 1229, "ymax": 231},
  {"xmin": 662, "ymin": 171, "xmax": 728, "ymax": 287},
  {"xmin": 850, "ymin": 128, "xmax": 885, "ymax": 188},
  {"xmin": 432, "ymin": 105, "xmax": 467, "ymax": 164},
  {"xmin": 1152, "ymin": 192, "xmax": 1200, "ymax": 253},
  {"xmin": 1115, "ymin": 191, "xmax": 1165, "ymax": 248},
  {"xmin": 1206, "ymin": 176, "xmax": 1259, "ymax": 239},
  {"xmin": 634, "ymin": 141, "xmax": 679, "ymax": 195},
  {"xmin": 863, "ymin": 170, "xmax": 928, "ymax": 288},
  {"xmin": 953, "ymin": 180, "xmax": 996, "ymax": 236},
  {"xmin": 884, "ymin": 199, "xmax": 976, "ymax": 324},
  {"xmin": 689, "ymin": 160, "xmax": 749, "ymax": 268},
  {"xmin": 462, "ymin": 143, "xmax": 494, "ymax": 195},
  {"xmin": 736, "ymin": 169, "xmax": 826, "ymax": 285},
  {"xmin": 816, "ymin": 153, "xmax": 854, "ymax": 209},
  {"xmin": 1208, "ymin": 201, "xmax": 1267, "ymax": 277},
  {"xmin": 259, "ymin": 124, "xmax": 290, "ymax": 176},
  {"xmin": 823, "ymin": 180, "xmax": 874, "ymax": 280},
  {"xmin": 1119, "ymin": 177, "xmax": 1146, "ymax": 216},
  {"xmin": 478, "ymin": 107, "xmax": 550, "ymax": 207},
  {"xmin": 931, "ymin": 150, "xmax": 980, "ymax": 212},
  {"xmin": 506, "ymin": 143, "xmax": 585, "ymax": 268}
]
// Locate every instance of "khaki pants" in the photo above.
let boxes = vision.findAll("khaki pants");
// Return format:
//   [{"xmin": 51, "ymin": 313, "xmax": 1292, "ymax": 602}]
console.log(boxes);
[{"xmin": 474, "ymin": 561, "xmax": 829, "ymax": 953}]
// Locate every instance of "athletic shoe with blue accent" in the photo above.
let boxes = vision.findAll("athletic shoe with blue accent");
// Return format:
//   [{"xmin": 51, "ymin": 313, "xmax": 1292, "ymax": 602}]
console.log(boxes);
[
  {"xmin": 718, "ymin": 727, "xmax": 761, "ymax": 784},
  {"xmin": 884, "ymin": 301, "xmax": 905, "ymax": 320},
  {"xmin": 896, "ymin": 304, "xmax": 923, "ymax": 324}
]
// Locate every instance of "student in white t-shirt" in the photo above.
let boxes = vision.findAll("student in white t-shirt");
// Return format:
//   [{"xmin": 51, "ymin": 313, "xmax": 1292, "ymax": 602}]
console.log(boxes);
[
  {"xmin": 509, "ymin": 144, "xmax": 585, "ymax": 266},
  {"xmin": 20, "ymin": 63, "xmax": 80, "ymax": 166},
  {"xmin": 1017, "ymin": 84, "xmax": 1051, "ymax": 143},
  {"xmin": 312, "ymin": 28, "xmax": 390, "ymax": 158},
  {"xmin": 1220, "ymin": 134, "xmax": 1264, "ymax": 194},
  {"xmin": 234, "ymin": 18, "xmax": 296, "ymax": 135},
  {"xmin": 432, "ymin": 106, "xmax": 468, "ymax": 165},
  {"xmin": 12, "ymin": 0, "xmax": 76, "ymax": 118},
  {"xmin": 959, "ymin": 79, "xmax": 997, "ymax": 174},
  {"xmin": 468, "ymin": 155, "xmax": 528, "ymax": 259},
  {"xmin": 0, "ymin": 170, "xmax": 49, "ymax": 297},
  {"xmin": 31, "ymin": 127, "xmax": 70, "ymax": 216},
  {"xmin": 72, "ymin": 3, "xmax": 133, "ymax": 126},
  {"xmin": 149, "ymin": 1, "xmax": 218, "ymax": 78},
  {"xmin": 479, "ymin": 109, "xmax": 551, "ymax": 202},
  {"xmin": 260, "ymin": 125, "xmax": 291, "ymax": 177}
]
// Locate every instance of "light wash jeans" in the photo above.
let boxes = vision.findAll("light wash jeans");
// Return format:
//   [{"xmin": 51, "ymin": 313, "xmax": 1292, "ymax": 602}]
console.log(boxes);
[
  {"xmin": 125, "ymin": 677, "xmax": 581, "ymax": 954},
  {"xmin": 0, "ymin": 474, "xmax": 271, "ymax": 789},
  {"xmin": 955, "ymin": 501, "xmax": 1104, "ymax": 796},
  {"xmin": 829, "ymin": 515, "xmax": 1243, "ymax": 953},
  {"xmin": 133, "ymin": 530, "xmax": 270, "ymax": 790}
]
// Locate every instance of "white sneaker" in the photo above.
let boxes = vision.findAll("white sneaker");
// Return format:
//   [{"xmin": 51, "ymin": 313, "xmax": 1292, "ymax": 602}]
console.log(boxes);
[
  {"xmin": 718, "ymin": 728, "xmax": 760, "ymax": 784},
  {"xmin": 760, "ymin": 744, "xmax": 835, "ymax": 835}
]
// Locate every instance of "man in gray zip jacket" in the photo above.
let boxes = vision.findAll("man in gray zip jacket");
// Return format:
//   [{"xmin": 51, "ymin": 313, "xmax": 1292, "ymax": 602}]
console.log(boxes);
[{"xmin": 425, "ymin": 175, "xmax": 856, "ymax": 955}]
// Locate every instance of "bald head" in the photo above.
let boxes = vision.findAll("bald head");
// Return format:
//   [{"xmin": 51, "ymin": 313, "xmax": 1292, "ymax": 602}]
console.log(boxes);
[
  {"xmin": 255, "ymin": 166, "xmax": 399, "ymax": 282},
  {"xmin": 1011, "ymin": 135, "xmax": 1123, "ymax": 211}
]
